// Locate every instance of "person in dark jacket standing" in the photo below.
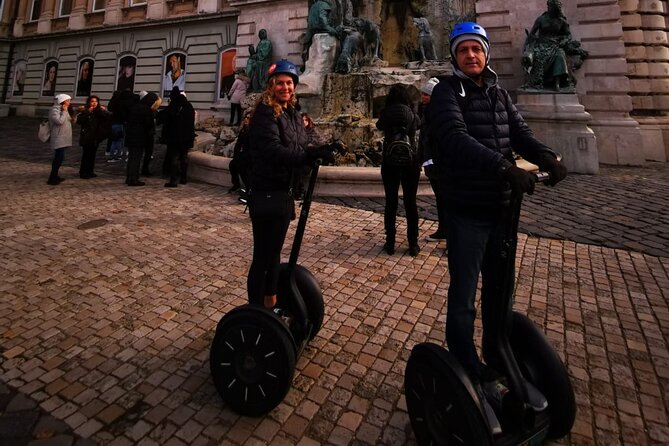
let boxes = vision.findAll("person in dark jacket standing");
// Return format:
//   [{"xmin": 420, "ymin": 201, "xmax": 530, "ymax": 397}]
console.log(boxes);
[
  {"xmin": 246, "ymin": 59, "xmax": 333, "ymax": 309},
  {"xmin": 138, "ymin": 91, "xmax": 162, "ymax": 176},
  {"xmin": 228, "ymin": 111, "xmax": 252, "ymax": 194},
  {"xmin": 76, "ymin": 95, "xmax": 110, "ymax": 179},
  {"xmin": 429, "ymin": 22, "xmax": 567, "ymax": 434},
  {"xmin": 124, "ymin": 92, "xmax": 160, "ymax": 186},
  {"xmin": 158, "ymin": 86, "xmax": 195, "ymax": 187},
  {"xmin": 106, "ymin": 89, "xmax": 135, "ymax": 162},
  {"xmin": 376, "ymin": 85, "xmax": 422, "ymax": 257}
]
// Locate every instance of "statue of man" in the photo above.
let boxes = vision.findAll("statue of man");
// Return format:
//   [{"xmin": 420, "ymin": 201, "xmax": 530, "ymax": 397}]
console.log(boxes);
[
  {"xmin": 246, "ymin": 29, "xmax": 273, "ymax": 92},
  {"xmin": 302, "ymin": 0, "xmax": 339, "ymax": 65},
  {"xmin": 523, "ymin": 0, "xmax": 587, "ymax": 91}
]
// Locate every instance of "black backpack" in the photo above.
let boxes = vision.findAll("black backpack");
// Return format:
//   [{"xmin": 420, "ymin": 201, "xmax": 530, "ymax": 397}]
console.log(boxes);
[{"xmin": 383, "ymin": 126, "xmax": 415, "ymax": 166}]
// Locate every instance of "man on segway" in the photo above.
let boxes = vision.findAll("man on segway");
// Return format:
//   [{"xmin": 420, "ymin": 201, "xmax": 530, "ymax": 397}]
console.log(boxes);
[{"xmin": 428, "ymin": 22, "xmax": 567, "ymax": 434}]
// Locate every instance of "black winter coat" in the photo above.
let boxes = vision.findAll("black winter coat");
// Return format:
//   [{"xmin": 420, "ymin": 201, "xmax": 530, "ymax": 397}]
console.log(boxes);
[
  {"xmin": 125, "ymin": 95, "xmax": 156, "ymax": 149},
  {"xmin": 248, "ymin": 103, "xmax": 309, "ymax": 192},
  {"xmin": 77, "ymin": 106, "xmax": 111, "ymax": 146},
  {"xmin": 108, "ymin": 90, "xmax": 136, "ymax": 125},
  {"xmin": 376, "ymin": 103, "xmax": 421, "ymax": 167},
  {"xmin": 429, "ymin": 74, "xmax": 553, "ymax": 213},
  {"xmin": 157, "ymin": 95, "xmax": 195, "ymax": 150}
]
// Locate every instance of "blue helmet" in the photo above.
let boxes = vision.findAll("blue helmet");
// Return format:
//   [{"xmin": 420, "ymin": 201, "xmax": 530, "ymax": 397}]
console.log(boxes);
[
  {"xmin": 449, "ymin": 22, "xmax": 490, "ymax": 67},
  {"xmin": 268, "ymin": 59, "xmax": 299, "ymax": 84}
]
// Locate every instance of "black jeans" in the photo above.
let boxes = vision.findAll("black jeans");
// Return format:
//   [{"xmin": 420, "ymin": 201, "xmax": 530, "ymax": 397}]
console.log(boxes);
[
  {"xmin": 142, "ymin": 138, "xmax": 154, "ymax": 174},
  {"xmin": 445, "ymin": 209, "xmax": 507, "ymax": 382},
  {"xmin": 79, "ymin": 143, "xmax": 98, "ymax": 177},
  {"xmin": 126, "ymin": 145, "xmax": 144, "ymax": 184},
  {"xmin": 381, "ymin": 163, "xmax": 421, "ymax": 245},
  {"xmin": 247, "ymin": 196, "xmax": 292, "ymax": 305},
  {"xmin": 428, "ymin": 176, "xmax": 447, "ymax": 234},
  {"xmin": 165, "ymin": 145, "xmax": 188, "ymax": 185},
  {"xmin": 230, "ymin": 103, "xmax": 242, "ymax": 125},
  {"xmin": 49, "ymin": 148, "xmax": 65, "ymax": 180}
]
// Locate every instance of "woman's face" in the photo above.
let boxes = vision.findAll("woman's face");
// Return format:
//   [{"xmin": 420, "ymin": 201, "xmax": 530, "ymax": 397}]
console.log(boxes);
[
  {"xmin": 122, "ymin": 65, "xmax": 134, "ymax": 78},
  {"xmin": 88, "ymin": 97, "xmax": 98, "ymax": 108},
  {"xmin": 271, "ymin": 74, "xmax": 295, "ymax": 106},
  {"xmin": 80, "ymin": 62, "xmax": 90, "ymax": 79},
  {"xmin": 47, "ymin": 66, "xmax": 56, "ymax": 81}
]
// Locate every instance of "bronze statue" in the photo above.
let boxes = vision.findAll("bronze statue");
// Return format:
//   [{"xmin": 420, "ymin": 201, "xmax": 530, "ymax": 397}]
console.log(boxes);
[
  {"xmin": 302, "ymin": 0, "xmax": 339, "ymax": 65},
  {"xmin": 412, "ymin": 17, "xmax": 437, "ymax": 61},
  {"xmin": 522, "ymin": 0, "xmax": 588, "ymax": 91},
  {"xmin": 246, "ymin": 29, "xmax": 273, "ymax": 92}
]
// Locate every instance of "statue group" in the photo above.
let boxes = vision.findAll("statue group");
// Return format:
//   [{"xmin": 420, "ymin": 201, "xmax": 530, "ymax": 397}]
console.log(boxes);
[
  {"xmin": 245, "ymin": 29, "xmax": 273, "ymax": 92},
  {"xmin": 522, "ymin": 0, "xmax": 588, "ymax": 91}
]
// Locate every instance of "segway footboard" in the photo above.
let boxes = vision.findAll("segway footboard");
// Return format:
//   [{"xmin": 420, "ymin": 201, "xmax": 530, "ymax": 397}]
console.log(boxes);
[
  {"xmin": 509, "ymin": 311, "xmax": 576, "ymax": 440},
  {"xmin": 210, "ymin": 305, "xmax": 297, "ymax": 416},
  {"xmin": 405, "ymin": 342, "xmax": 494, "ymax": 446},
  {"xmin": 277, "ymin": 263, "xmax": 325, "ymax": 341}
]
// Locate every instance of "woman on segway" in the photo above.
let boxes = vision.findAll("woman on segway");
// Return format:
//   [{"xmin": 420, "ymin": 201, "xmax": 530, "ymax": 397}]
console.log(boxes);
[{"xmin": 246, "ymin": 59, "xmax": 334, "ymax": 309}]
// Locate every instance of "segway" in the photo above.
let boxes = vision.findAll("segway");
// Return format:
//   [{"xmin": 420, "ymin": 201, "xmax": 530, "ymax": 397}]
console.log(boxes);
[
  {"xmin": 405, "ymin": 171, "xmax": 576, "ymax": 445},
  {"xmin": 210, "ymin": 161, "xmax": 325, "ymax": 416}
]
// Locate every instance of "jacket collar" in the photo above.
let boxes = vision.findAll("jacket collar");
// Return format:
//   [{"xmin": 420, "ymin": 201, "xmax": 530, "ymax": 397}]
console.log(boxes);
[{"xmin": 453, "ymin": 65, "xmax": 499, "ymax": 89}]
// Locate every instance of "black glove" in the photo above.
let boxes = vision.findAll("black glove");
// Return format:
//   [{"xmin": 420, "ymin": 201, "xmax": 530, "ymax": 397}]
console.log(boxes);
[
  {"xmin": 498, "ymin": 162, "xmax": 536, "ymax": 195},
  {"xmin": 306, "ymin": 147, "xmax": 336, "ymax": 166},
  {"xmin": 537, "ymin": 153, "xmax": 567, "ymax": 186}
]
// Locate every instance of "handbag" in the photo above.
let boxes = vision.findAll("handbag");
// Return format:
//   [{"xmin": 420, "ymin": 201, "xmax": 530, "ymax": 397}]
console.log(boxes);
[
  {"xmin": 249, "ymin": 191, "xmax": 295, "ymax": 220},
  {"xmin": 38, "ymin": 120, "xmax": 51, "ymax": 143}
]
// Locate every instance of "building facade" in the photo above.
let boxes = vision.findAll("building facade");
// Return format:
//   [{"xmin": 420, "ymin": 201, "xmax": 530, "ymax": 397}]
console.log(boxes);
[{"xmin": 0, "ymin": 0, "xmax": 667, "ymax": 165}]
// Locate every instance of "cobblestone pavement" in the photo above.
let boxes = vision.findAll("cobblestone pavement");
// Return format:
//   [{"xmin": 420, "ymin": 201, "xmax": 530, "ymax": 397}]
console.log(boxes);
[{"xmin": 1, "ymin": 116, "xmax": 668, "ymax": 445}]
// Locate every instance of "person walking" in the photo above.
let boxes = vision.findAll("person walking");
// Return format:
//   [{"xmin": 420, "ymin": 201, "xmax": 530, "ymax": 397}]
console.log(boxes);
[
  {"xmin": 246, "ymin": 59, "xmax": 333, "ymax": 309},
  {"xmin": 418, "ymin": 77, "xmax": 447, "ymax": 243},
  {"xmin": 76, "ymin": 95, "xmax": 110, "ymax": 179},
  {"xmin": 376, "ymin": 85, "xmax": 422, "ymax": 257},
  {"xmin": 124, "ymin": 92, "xmax": 160, "ymax": 186},
  {"xmin": 158, "ymin": 86, "xmax": 195, "ymax": 187},
  {"xmin": 429, "ymin": 22, "xmax": 567, "ymax": 434},
  {"xmin": 227, "ymin": 73, "xmax": 247, "ymax": 126},
  {"xmin": 47, "ymin": 94, "xmax": 75, "ymax": 185}
]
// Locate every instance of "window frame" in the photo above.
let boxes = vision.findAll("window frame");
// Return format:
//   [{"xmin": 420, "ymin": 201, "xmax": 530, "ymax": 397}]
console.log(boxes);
[
  {"xmin": 129, "ymin": 0, "xmax": 146, "ymax": 6},
  {"xmin": 29, "ymin": 0, "xmax": 42, "ymax": 22},
  {"xmin": 91, "ymin": 0, "xmax": 106, "ymax": 12},
  {"xmin": 59, "ymin": 0, "xmax": 72, "ymax": 17}
]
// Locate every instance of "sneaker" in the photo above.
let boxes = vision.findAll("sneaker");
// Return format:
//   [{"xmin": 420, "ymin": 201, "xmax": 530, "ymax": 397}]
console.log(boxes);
[
  {"xmin": 524, "ymin": 380, "xmax": 548, "ymax": 411},
  {"xmin": 426, "ymin": 231, "xmax": 446, "ymax": 241},
  {"xmin": 475, "ymin": 384, "xmax": 503, "ymax": 436}
]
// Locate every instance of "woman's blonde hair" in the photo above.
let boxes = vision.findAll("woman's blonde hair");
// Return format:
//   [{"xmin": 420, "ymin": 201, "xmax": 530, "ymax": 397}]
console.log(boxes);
[{"xmin": 255, "ymin": 76, "xmax": 297, "ymax": 118}]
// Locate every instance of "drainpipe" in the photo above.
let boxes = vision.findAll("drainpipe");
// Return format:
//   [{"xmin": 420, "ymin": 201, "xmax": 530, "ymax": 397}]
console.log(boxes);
[{"xmin": 1, "ymin": 0, "xmax": 21, "ymax": 103}]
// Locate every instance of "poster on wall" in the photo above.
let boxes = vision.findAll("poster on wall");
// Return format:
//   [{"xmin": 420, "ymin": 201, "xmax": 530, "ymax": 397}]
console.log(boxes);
[
  {"xmin": 162, "ymin": 52, "xmax": 187, "ymax": 98},
  {"xmin": 76, "ymin": 58, "xmax": 95, "ymax": 97},
  {"xmin": 116, "ymin": 55, "xmax": 136, "ymax": 92},
  {"xmin": 219, "ymin": 48, "xmax": 237, "ymax": 100},
  {"xmin": 12, "ymin": 60, "xmax": 27, "ymax": 97},
  {"xmin": 42, "ymin": 60, "xmax": 58, "ymax": 97}
]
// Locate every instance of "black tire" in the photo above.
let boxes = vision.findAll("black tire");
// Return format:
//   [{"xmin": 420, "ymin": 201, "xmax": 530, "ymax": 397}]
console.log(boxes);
[
  {"xmin": 510, "ymin": 311, "xmax": 576, "ymax": 439},
  {"xmin": 277, "ymin": 264, "xmax": 324, "ymax": 341},
  {"xmin": 405, "ymin": 343, "xmax": 494, "ymax": 446},
  {"xmin": 210, "ymin": 305, "xmax": 296, "ymax": 416}
]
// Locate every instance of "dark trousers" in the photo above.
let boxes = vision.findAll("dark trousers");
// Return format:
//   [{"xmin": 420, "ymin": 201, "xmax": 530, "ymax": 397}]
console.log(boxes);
[
  {"xmin": 247, "ymin": 204, "xmax": 292, "ymax": 305},
  {"xmin": 49, "ymin": 148, "xmax": 65, "ymax": 181},
  {"xmin": 230, "ymin": 103, "xmax": 242, "ymax": 125},
  {"xmin": 445, "ymin": 210, "xmax": 506, "ymax": 382},
  {"xmin": 229, "ymin": 158, "xmax": 249, "ymax": 189},
  {"xmin": 126, "ymin": 145, "xmax": 144, "ymax": 184},
  {"xmin": 79, "ymin": 143, "xmax": 98, "ymax": 177},
  {"xmin": 166, "ymin": 145, "xmax": 188, "ymax": 185},
  {"xmin": 142, "ymin": 138, "xmax": 154, "ymax": 174},
  {"xmin": 428, "ymin": 175, "xmax": 447, "ymax": 234},
  {"xmin": 380, "ymin": 163, "xmax": 421, "ymax": 245}
]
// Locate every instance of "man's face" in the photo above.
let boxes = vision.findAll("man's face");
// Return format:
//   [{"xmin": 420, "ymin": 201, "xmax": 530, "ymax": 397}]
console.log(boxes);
[
  {"xmin": 271, "ymin": 74, "xmax": 294, "ymax": 105},
  {"xmin": 169, "ymin": 56, "xmax": 179, "ymax": 71},
  {"xmin": 455, "ymin": 40, "xmax": 486, "ymax": 77},
  {"xmin": 421, "ymin": 92, "xmax": 431, "ymax": 105}
]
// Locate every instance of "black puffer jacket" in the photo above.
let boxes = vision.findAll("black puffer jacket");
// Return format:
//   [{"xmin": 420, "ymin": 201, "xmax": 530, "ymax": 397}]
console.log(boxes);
[
  {"xmin": 248, "ymin": 102, "xmax": 308, "ymax": 192},
  {"xmin": 376, "ymin": 103, "xmax": 421, "ymax": 167},
  {"xmin": 157, "ymin": 94, "xmax": 195, "ymax": 150},
  {"xmin": 125, "ymin": 94, "xmax": 156, "ymax": 149},
  {"xmin": 429, "ymin": 72, "xmax": 553, "ymax": 213},
  {"xmin": 77, "ymin": 106, "xmax": 111, "ymax": 146}
]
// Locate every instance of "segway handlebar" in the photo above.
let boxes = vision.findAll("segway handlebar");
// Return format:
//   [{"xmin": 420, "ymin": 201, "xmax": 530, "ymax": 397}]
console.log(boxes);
[{"xmin": 534, "ymin": 171, "xmax": 550, "ymax": 183}]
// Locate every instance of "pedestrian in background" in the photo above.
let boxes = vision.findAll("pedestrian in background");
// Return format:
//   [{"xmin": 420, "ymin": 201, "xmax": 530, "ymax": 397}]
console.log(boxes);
[
  {"xmin": 228, "ymin": 111, "xmax": 252, "ymax": 194},
  {"xmin": 138, "ymin": 91, "xmax": 162, "ymax": 177},
  {"xmin": 106, "ymin": 89, "xmax": 136, "ymax": 162},
  {"xmin": 418, "ymin": 77, "xmax": 447, "ymax": 244},
  {"xmin": 76, "ymin": 95, "xmax": 110, "ymax": 179},
  {"xmin": 376, "ymin": 84, "xmax": 422, "ymax": 257},
  {"xmin": 227, "ymin": 72, "xmax": 248, "ymax": 126},
  {"xmin": 47, "ymin": 94, "xmax": 74, "ymax": 185},
  {"xmin": 158, "ymin": 86, "xmax": 195, "ymax": 187},
  {"xmin": 125, "ymin": 91, "xmax": 160, "ymax": 186}
]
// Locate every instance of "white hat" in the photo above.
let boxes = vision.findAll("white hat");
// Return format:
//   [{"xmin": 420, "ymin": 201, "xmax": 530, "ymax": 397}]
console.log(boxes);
[
  {"xmin": 55, "ymin": 94, "xmax": 71, "ymax": 104},
  {"xmin": 139, "ymin": 90, "xmax": 148, "ymax": 99},
  {"xmin": 421, "ymin": 77, "xmax": 440, "ymax": 96}
]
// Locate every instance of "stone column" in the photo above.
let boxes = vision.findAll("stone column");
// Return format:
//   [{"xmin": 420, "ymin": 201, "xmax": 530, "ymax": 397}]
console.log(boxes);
[
  {"xmin": 68, "ymin": 0, "xmax": 88, "ymax": 30},
  {"xmin": 104, "ymin": 0, "xmax": 123, "ymax": 25},
  {"xmin": 37, "ymin": 0, "xmax": 56, "ymax": 33},
  {"xmin": 516, "ymin": 93, "xmax": 599, "ymax": 174},
  {"xmin": 621, "ymin": 0, "xmax": 669, "ymax": 161}
]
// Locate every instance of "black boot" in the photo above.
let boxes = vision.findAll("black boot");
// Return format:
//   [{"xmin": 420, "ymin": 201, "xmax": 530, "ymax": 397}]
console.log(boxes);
[{"xmin": 384, "ymin": 237, "xmax": 395, "ymax": 255}]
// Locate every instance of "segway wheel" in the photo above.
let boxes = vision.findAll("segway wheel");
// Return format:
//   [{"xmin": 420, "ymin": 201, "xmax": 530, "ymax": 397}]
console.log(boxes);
[
  {"xmin": 210, "ymin": 305, "xmax": 296, "ymax": 416},
  {"xmin": 510, "ymin": 311, "xmax": 576, "ymax": 439},
  {"xmin": 277, "ymin": 264, "xmax": 324, "ymax": 341},
  {"xmin": 405, "ymin": 343, "xmax": 494, "ymax": 446}
]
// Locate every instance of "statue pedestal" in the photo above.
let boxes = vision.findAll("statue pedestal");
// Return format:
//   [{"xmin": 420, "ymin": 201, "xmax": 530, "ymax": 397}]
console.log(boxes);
[
  {"xmin": 515, "ymin": 92, "xmax": 599, "ymax": 174},
  {"xmin": 298, "ymin": 34, "xmax": 339, "ymax": 96}
]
